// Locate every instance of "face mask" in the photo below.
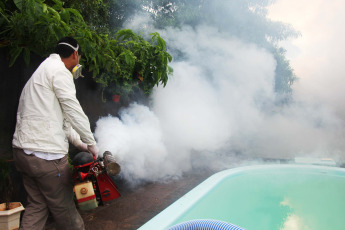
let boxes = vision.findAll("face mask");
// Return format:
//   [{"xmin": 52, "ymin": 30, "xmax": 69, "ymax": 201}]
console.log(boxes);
[{"xmin": 72, "ymin": 64, "xmax": 84, "ymax": 79}]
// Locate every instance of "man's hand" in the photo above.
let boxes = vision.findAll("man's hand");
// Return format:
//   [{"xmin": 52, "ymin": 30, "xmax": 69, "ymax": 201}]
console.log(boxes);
[{"xmin": 87, "ymin": 145, "xmax": 98, "ymax": 160}]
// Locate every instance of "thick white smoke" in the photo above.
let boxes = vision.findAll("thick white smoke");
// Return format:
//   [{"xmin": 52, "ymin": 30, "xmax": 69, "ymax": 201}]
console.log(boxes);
[
  {"xmin": 94, "ymin": 10, "xmax": 345, "ymax": 185},
  {"xmin": 268, "ymin": 0, "xmax": 345, "ymax": 119}
]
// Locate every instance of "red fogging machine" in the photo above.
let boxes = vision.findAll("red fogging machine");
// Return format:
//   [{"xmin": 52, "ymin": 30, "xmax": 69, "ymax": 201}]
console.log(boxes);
[{"xmin": 71, "ymin": 151, "xmax": 121, "ymax": 210}]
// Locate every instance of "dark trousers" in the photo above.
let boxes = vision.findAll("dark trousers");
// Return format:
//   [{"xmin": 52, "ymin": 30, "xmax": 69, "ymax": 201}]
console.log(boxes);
[{"xmin": 13, "ymin": 148, "xmax": 84, "ymax": 230}]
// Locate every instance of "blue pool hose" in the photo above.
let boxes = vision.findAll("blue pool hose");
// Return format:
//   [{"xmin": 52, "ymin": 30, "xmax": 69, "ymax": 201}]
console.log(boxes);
[{"xmin": 168, "ymin": 219, "xmax": 245, "ymax": 230}]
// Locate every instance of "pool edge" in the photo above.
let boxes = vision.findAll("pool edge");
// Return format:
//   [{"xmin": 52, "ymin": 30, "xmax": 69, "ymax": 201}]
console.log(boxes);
[{"xmin": 137, "ymin": 164, "xmax": 345, "ymax": 230}]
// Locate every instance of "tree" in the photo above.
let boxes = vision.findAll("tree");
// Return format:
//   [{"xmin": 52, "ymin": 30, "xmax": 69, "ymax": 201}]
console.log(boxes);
[
  {"xmin": 58, "ymin": 0, "xmax": 112, "ymax": 34},
  {"xmin": 273, "ymin": 47, "xmax": 297, "ymax": 102},
  {"xmin": 0, "ymin": 0, "xmax": 173, "ymax": 98},
  {"xmin": 139, "ymin": 0, "xmax": 299, "ymax": 101}
]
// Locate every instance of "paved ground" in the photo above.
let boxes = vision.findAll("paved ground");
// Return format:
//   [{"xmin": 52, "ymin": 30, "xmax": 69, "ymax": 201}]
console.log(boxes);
[
  {"xmin": 44, "ymin": 155, "xmax": 344, "ymax": 230},
  {"xmin": 45, "ymin": 169, "xmax": 215, "ymax": 230}
]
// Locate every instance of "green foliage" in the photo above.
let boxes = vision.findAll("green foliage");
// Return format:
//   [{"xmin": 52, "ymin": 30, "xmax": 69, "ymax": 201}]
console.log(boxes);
[
  {"xmin": 116, "ymin": 30, "xmax": 172, "ymax": 92},
  {"xmin": 0, "ymin": 0, "xmax": 85, "ymax": 66},
  {"xmin": 0, "ymin": 0, "xmax": 173, "ymax": 98},
  {"xmin": 76, "ymin": 29, "xmax": 173, "ymax": 98},
  {"xmin": 59, "ymin": 0, "xmax": 112, "ymax": 34},
  {"xmin": 0, "ymin": 0, "xmax": 297, "ymax": 101}
]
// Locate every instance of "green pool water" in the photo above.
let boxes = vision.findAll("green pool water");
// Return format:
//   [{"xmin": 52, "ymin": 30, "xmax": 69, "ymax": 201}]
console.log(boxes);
[
  {"xmin": 172, "ymin": 168, "xmax": 345, "ymax": 229},
  {"xmin": 139, "ymin": 165, "xmax": 345, "ymax": 230}
]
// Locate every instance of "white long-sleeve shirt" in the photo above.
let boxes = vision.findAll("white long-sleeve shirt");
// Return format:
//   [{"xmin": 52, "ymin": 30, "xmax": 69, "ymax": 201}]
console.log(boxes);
[{"xmin": 13, "ymin": 54, "xmax": 96, "ymax": 155}]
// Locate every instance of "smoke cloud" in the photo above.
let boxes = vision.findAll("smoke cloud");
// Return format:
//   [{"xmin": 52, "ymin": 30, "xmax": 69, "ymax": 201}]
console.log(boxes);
[{"xmin": 94, "ymin": 5, "xmax": 345, "ymax": 185}]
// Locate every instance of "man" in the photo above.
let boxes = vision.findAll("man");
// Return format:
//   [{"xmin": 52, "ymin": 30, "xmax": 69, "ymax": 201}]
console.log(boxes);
[{"xmin": 12, "ymin": 37, "xmax": 97, "ymax": 230}]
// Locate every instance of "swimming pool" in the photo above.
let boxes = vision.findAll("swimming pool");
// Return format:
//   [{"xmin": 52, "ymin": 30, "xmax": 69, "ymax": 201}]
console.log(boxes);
[{"xmin": 138, "ymin": 164, "xmax": 345, "ymax": 230}]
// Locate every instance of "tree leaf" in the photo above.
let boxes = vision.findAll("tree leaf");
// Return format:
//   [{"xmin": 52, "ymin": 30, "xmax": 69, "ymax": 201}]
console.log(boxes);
[
  {"xmin": 9, "ymin": 47, "xmax": 23, "ymax": 67},
  {"xmin": 13, "ymin": 0, "xmax": 24, "ymax": 11},
  {"xmin": 60, "ymin": 9, "xmax": 70, "ymax": 23}
]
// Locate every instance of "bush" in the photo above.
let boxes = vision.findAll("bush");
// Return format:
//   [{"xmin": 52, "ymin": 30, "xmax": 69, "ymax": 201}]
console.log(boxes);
[{"xmin": 0, "ymin": 0, "xmax": 173, "ymax": 98}]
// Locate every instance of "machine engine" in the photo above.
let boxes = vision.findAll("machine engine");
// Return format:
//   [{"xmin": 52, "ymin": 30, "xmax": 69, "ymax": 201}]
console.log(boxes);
[{"xmin": 71, "ymin": 151, "xmax": 121, "ymax": 210}]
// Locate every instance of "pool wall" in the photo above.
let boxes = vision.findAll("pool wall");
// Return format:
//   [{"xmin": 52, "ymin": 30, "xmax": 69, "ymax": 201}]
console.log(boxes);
[{"xmin": 138, "ymin": 164, "xmax": 345, "ymax": 230}]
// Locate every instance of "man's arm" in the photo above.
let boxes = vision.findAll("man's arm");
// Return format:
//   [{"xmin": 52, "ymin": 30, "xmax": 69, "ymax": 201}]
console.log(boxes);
[
  {"xmin": 52, "ymin": 69, "xmax": 96, "ymax": 146},
  {"xmin": 66, "ymin": 124, "xmax": 98, "ymax": 158}
]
